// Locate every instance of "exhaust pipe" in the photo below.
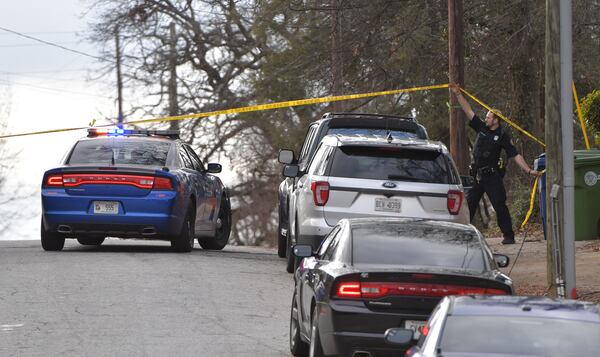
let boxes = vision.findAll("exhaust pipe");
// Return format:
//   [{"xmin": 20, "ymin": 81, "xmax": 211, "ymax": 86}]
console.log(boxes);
[
  {"xmin": 141, "ymin": 227, "xmax": 157, "ymax": 236},
  {"xmin": 352, "ymin": 352, "xmax": 372, "ymax": 357},
  {"xmin": 57, "ymin": 225, "xmax": 72, "ymax": 234}
]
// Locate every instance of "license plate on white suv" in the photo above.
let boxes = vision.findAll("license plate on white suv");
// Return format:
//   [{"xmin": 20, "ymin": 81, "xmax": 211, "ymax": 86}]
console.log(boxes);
[
  {"xmin": 375, "ymin": 198, "xmax": 401, "ymax": 213},
  {"xmin": 93, "ymin": 201, "xmax": 119, "ymax": 214}
]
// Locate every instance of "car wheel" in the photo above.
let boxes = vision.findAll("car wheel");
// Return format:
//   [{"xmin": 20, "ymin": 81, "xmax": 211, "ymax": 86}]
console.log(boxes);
[
  {"xmin": 171, "ymin": 207, "xmax": 194, "ymax": 252},
  {"xmin": 277, "ymin": 207, "xmax": 287, "ymax": 258},
  {"xmin": 199, "ymin": 197, "xmax": 231, "ymax": 250},
  {"xmin": 290, "ymin": 292, "xmax": 309, "ymax": 356},
  {"xmin": 77, "ymin": 237, "xmax": 105, "ymax": 246},
  {"xmin": 40, "ymin": 219, "xmax": 65, "ymax": 251},
  {"xmin": 309, "ymin": 305, "xmax": 324, "ymax": 357}
]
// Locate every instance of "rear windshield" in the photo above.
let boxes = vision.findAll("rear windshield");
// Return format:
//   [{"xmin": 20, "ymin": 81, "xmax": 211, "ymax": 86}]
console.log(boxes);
[
  {"xmin": 352, "ymin": 224, "xmax": 485, "ymax": 272},
  {"xmin": 68, "ymin": 139, "xmax": 171, "ymax": 166},
  {"xmin": 440, "ymin": 316, "xmax": 600, "ymax": 356},
  {"xmin": 329, "ymin": 146, "xmax": 454, "ymax": 183},
  {"xmin": 328, "ymin": 128, "xmax": 420, "ymax": 140}
]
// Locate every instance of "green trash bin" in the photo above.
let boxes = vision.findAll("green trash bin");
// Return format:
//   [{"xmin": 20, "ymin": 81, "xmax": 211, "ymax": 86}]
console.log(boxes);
[{"xmin": 574, "ymin": 149, "xmax": 600, "ymax": 241}]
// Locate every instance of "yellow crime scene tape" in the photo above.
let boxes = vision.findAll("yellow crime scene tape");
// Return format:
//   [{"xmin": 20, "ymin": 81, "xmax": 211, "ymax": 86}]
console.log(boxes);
[
  {"xmin": 0, "ymin": 83, "xmax": 449, "ymax": 139},
  {"xmin": 520, "ymin": 170, "xmax": 546, "ymax": 229}
]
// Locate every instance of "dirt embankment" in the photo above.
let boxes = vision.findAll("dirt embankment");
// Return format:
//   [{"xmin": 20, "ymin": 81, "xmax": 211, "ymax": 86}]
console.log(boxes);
[{"xmin": 488, "ymin": 232, "xmax": 600, "ymax": 303}]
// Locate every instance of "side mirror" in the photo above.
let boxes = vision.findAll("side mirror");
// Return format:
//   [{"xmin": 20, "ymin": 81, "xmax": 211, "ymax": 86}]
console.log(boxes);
[
  {"xmin": 278, "ymin": 149, "xmax": 295, "ymax": 164},
  {"xmin": 461, "ymin": 175, "xmax": 474, "ymax": 187},
  {"xmin": 292, "ymin": 244, "xmax": 313, "ymax": 258},
  {"xmin": 282, "ymin": 164, "xmax": 299, "ymax": 178},
  {"xmin": 207, "ymin": 163, "xmax": 222, "ymax": 173},
  {"xmin": 384, "ymin": 328, "xmax": 415, "ymax": 346},
  {"xmin": 494, "ymin": 253, "xmax": 510, "ymax": 268}
]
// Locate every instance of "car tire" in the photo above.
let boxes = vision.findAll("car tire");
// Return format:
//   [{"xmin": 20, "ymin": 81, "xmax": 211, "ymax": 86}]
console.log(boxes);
[
  {"xmin": 77, "ymin": 237, "xmax": 105, "ymax": 246},
  {"xmin": 199, "ymin": 197, "xmax": 231, "ymax": 250},
  {"xmin": 290, "ymin": 291, "xmax": 309, "ymax": 356},
  {"xmin": 40, "ymin": 219, "xmax": 65, "ymax": 251},
  {"xmin": 171, "ymin": 207, "xmax": 194, "ymax": 253},
  {"xmin": 277, "ymin": 206, "xmax": 287, "ymax": 258},
  {"xmin": 309, "ymin": 306, "xmax": 324, "ymax": 357}
]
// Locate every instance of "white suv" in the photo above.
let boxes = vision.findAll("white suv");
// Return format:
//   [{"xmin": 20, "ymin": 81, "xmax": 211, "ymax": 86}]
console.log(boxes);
[{"xmin": 282, "ymin": 134, "xmax": 469, "ymax": 272}]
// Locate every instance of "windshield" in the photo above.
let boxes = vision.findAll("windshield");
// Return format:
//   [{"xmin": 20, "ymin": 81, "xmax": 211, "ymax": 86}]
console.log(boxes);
[
  {"xmin": 352, "ymin": 224, "xmax": 485, "ymax": 272},
  {"xmin": 440, "ymin": 315, "xmax": 600, "ymax": 356},
  {"xmin": 67, "ymin": 138, "xmax": 171, "ymax": 166}
]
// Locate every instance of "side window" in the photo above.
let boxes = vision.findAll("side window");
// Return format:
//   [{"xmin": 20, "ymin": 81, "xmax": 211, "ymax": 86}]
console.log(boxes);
[
  {"xmin": 317, "ymin": 226, "xmax": 340, "ymax": 258},
  {"xmin": 179, "ymin": 146, "xmax": 193, "ymax": 169},
  {"xmin": 308, "ymin": 144, "xmax": 332, "ymax": 176},
  {"xmin": 298, "ymin": 125, "xmax": 318, "ymax": 165},
  {"xmin": 184, "ymin": 145, "xmax": 205, "ymax": 171}
]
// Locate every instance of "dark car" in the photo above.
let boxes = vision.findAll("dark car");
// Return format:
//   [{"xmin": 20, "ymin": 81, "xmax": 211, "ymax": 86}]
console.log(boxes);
[
  {"xmin": 289, "ymin": 218, "xmax": 512, "ymax": 357},
  {"xmin": 386, "ymin": 295, "xmax": 600, "ymax": 357},
  {"xmin": 277, "ymin": 112, "xmax": 429, "ymax": 271},
  {"xmin": 41, "ymin": 128, "xmax": 231, "ymax": 252}
]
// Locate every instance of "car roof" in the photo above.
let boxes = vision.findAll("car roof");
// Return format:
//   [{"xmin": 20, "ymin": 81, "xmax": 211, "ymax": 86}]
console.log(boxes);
[
  {"xmin": 321, "ymin": 134, "xmax": 446, "ymax": 152},
  {"xmin": 448, "ymin": 295, "xmax": 600, "ymax": 323},
  {"xmin": 345, "ymin": 217, "xmax": 477, "ymax": 233}
]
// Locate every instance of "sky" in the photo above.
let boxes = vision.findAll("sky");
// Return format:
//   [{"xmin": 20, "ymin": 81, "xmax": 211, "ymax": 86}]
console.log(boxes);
[{"xmin": 0, "ymin": 1, "xmax": 234, "ymax": 240}]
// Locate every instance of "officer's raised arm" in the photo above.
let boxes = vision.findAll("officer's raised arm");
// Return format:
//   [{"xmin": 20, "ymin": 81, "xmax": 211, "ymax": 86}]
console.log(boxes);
[{"xmin": 449, "ymin": 83, "xmax": 475, "ymax": 120}]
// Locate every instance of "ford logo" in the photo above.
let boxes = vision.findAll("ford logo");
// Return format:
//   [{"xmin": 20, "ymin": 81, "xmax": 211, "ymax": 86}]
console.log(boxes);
[{"xmin": 382, "ymin": 182, "xmax": 397, "ymax": 188}]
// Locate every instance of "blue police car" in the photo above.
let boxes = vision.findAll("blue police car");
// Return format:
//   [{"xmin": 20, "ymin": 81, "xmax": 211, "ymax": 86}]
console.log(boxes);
[{"xmin": 41, "ymin": 128, "xmax": 231, "ymax": 252}]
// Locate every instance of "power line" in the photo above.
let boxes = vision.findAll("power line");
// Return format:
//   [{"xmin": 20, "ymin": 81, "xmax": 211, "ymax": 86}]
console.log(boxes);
[
  {"xmin": 0, "ymin": 79, "xmax": 112, "ymax": 99},
  {"xmin": 0, "ymin": 41, "xmax": 79, "ymax": 48},
  {"xmin": 0, "ymin": 26, "xmax": 110, "ymax": 63}
]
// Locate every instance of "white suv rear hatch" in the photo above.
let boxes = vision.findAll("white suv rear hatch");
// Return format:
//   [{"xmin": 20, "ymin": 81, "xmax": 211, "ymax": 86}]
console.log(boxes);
[{"xmin": 322, "ymin": 144, "xmax": 467, "ymax": 226}]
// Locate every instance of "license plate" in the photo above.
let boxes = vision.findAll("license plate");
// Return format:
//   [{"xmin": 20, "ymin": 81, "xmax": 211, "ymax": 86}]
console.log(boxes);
[
  {"xmin": 93, "ymin": 201, "xmax": 119, "ymax": 214},
  {"xmin": 375, "ymin": 198, "xmax": 401, "ymax": 213},
  {"xmin": 404, "ymin": 320, "xmax": 426, "ymax": 333}
]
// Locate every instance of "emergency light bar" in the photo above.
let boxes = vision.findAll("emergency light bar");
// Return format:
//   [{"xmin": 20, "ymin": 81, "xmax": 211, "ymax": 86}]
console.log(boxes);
[{"xmin": 87, "ymin": 128, "xmax": 179, "ymax": 139}]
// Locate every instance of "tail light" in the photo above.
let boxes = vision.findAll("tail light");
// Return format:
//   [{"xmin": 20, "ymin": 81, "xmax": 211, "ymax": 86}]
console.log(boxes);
[
  {"xmin": 46, "ymin": 175, "xmax": 64, "ymax": 187},
  {"xmin": 447, "ymin": 190, "xmax": 464, "ymax": 215},
  {"xmin": 334, "ymin": 281, "xmax": 508, "ymax": 299},
  {"xmin": 44, "ymin": 174, "xmax": 174, "ymax": 190},
  {"xmin": 311, "ymin": 181, "xmax": 329, "ymax": 206},
  {"xmin": 153, "ymin": 177, "xmax": 174, "ymax": 190}
]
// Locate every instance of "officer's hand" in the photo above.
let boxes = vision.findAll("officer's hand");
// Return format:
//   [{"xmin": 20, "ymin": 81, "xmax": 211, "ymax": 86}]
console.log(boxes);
[
  {"xmin": 529, "ymin": 170, "xmax": 542, "ymax": 177},
  {"xmin": 449, "ymin": 83, "xmax": 461, "ymax": 95}
]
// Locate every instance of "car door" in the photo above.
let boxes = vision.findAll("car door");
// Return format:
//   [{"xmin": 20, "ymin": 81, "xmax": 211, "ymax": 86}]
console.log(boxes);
[
  {"xmin": 183, "ymin": 145, "xmax": 217, "ymax": 230},
  {"xmin": 299, "ymin": 226, "xmax": 341, "ymax": 333},
  {"xmin": 178, "ymin": 144, "xmax": 206, "ymax": 229}
]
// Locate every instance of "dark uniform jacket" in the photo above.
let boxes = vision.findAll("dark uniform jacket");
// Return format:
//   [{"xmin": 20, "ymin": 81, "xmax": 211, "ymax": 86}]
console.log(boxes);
[{"xmin": 470, "ymin": 115, "xmax": 518, "ymax": 169}]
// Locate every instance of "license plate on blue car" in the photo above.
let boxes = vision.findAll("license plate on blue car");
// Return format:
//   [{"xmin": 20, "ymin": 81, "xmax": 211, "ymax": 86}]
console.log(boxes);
[{"xmin": 93, "ymin": 201, "xmax": 119, "ymax": 214}]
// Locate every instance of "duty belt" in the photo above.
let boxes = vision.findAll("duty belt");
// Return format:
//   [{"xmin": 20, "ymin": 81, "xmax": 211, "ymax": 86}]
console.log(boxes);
[{"xmin": 470, "ymin": 164, "xmax": 498, "ymax": 179}]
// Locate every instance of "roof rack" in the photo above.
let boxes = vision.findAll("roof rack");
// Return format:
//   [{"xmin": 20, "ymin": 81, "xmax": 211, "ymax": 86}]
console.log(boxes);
[
  {"xmin": 321, "ymin": 112, "xmax": 416, "ymax": 122},
  {"xmin": 87, "ymin": 128, "xmax": 180, "ymax": 139}
]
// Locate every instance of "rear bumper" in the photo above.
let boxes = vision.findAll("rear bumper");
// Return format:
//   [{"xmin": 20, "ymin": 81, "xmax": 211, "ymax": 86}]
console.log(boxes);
[
  {"xmin": 318, "ymin": 301, "xmax": 429, "ymax": 357},
  {"xmin": 41, "ymin": 189, "xmax": 184, "ymax": 238}
]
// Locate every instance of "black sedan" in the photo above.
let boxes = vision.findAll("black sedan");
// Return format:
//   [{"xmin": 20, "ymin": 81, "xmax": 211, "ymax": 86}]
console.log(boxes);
[
  {"xmin": 385, "ymin": 295, "xmax": 600, "ymax": 356},
  {"xmin": 289, "ymin": 218, "xmax": 512, "ymax": 357}
]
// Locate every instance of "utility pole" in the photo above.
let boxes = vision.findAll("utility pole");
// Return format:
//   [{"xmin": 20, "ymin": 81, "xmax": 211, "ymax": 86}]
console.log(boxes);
[
  {"xmin": 115, "ymin": 25, "xmax": 124, "ymax": 125},
  {"xmin": 545, "ymin": 0, "xmax": 576, "ymax": 298},
  {"xmin": 331, "ymin": 0, "xmax": 344, "ymax": 112},
  {"xmin": 168, "ymin": 22, "xmax": 179, "ymax": 131},
  {"xmin": 448, "ymin": 0, "xmax": 468, "ymax": 174}
]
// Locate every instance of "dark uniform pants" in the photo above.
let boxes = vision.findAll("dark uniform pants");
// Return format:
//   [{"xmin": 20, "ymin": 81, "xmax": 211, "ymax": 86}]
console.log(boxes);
[{"xmin": 467, "ymin": 173, "xmax": 515, "ymax": 240}]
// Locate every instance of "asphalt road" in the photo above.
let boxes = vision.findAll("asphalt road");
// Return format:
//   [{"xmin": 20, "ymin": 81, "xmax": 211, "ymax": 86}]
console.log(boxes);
[{"xmin": 0, "ymin": 239, "xmax": 293, "ymax": 357}]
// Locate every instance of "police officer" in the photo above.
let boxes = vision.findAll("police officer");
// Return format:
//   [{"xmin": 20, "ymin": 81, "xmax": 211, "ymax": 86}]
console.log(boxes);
[{"xmin": 449, "ymin": 83, "xmax": 540, "ymax": 244}]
